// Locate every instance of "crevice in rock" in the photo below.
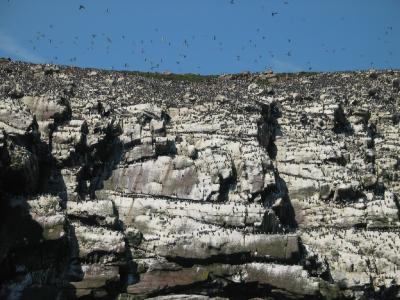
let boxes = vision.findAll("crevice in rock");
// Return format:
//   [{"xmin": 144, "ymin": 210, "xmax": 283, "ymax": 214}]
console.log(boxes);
[
  {"xmin": 165, "ymin": 252, "xmax": 298, "ymax": 268},
  {"xmin": 263, "ymin": 168, "xmax": 298, "ymax": 232},
  {"xmin": 67, "ymin": 214, "xmax": 116, "ymax": 229},
  {"xmin": 333, "ymin": 103, "xmax": 353, "ymax": 135},
  {"xmin": 76, "ymin": 119, "xmax": 123, "ymax": 200},
  {"xmin": 0, "ymin": 197, "xmax": 80, "ymax": 300},
  {"xmin": 217, "ymin": 161, "xmax": 237, "ymax": 202},
  {"xmin": 298, "ymin": 237, "xmax": 333, "ymax": 283},
  {"xmin": 256, "ymin": 100, "xmax": 297, "ymax": 231},
  {"xmin": 256, "ymin": 100, "xmax": 280, "ymax": 160},
  {"xmin": 393, "ymin": 193, "xmax": 400, "ymax": 222},
  {"xmin": 145, "ymin": 280, "xmax": 320, "ymax": 300}
]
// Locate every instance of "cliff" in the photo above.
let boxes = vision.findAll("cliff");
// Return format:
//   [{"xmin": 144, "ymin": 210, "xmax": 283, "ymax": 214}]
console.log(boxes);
[{"xmin": 0, "ymin": 58, "xmax": 400, "ymax": 299}]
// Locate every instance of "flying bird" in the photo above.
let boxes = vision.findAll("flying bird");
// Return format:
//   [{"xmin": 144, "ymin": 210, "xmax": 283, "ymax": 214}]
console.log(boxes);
[
  {"xmin": 272, "ymin": 12, "xmax": 278, "ymax": 16},
  {"xmin": 79, "ymin": 5, "xmax": 85, "ymax": 10}
]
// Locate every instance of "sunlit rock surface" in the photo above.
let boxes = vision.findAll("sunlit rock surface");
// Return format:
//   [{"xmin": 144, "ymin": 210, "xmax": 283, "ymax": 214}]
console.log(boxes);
[{"xmin": 0, "ymin": 59, "xmax": 400, "ymax": 299}]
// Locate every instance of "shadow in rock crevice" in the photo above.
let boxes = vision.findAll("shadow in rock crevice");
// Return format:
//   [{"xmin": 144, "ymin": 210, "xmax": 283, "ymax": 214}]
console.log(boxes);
[
  {"xmin": 270, "ymin": 169, "xmax": 298, "ymax": 231},
  {"xmin": 333, "ymin": 104, "xmax": 354, "ymax": 135},
  {"xmin": 0, "ymin": 194, "xmax": 81, "ymax": 300},
  {"xmin": 256, "ymin": 100, "xmax": 297, "ymax": 232},
  {"xmin": 146, "ymin": 279, "xmax": 321, "ymax": 300},
  {"xmin": 0, "ymin": 122, "xmax": 82, "ymax": 299},
  {"xmin": 165, "ymin": 250, "xmax": 297, "ymax": 268},
  {"xmin": 217, "ymin": 160, "xmax": 238, "ymax": 202},
  {"xmin": 256, "ymin": 99, "xmax": 281, "ymax": 161},
  {"xmin": 76, "ymin": 118, "xmax": 124, "ymax": 200}
]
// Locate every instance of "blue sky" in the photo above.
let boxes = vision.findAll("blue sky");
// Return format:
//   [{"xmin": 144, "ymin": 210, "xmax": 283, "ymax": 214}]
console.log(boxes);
[{"xmin": 0, "ymin": 0, "xmax": 399, "ymax": 74}]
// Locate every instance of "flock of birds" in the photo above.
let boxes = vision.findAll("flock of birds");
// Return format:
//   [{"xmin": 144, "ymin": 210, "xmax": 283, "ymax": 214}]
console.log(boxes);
[
  {"xmin": 8, "ymin": 1, "xmax": 397, "ymax": 73},
  {"xmin": 23, "ymin": 1, "xmax": 307, "ymax": 72}
]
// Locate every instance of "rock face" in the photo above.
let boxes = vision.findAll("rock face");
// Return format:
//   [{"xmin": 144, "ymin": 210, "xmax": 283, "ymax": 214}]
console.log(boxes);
[{"xmin": 0, "ymin": 59, "xmax": 400, "ymax": 300}]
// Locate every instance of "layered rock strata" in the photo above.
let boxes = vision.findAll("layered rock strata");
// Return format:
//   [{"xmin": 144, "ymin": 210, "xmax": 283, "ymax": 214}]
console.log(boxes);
[{"xmin": 0, "ymin": 59, "xmax": 400, "ymax": 299}]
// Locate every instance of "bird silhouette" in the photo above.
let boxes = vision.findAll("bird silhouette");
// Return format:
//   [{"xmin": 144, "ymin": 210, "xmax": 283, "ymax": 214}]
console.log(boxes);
[
  {"xmin": 272, "ymin": 12, "xmax": 278, "ymax": 16},
  {"xmin": 79, "ymin": 5, "xmax": 85, "ymax": 10}
]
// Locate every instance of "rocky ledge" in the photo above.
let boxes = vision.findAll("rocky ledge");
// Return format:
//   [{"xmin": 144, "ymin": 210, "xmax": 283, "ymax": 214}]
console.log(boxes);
[{"xmin": 0, "ymin": 58, "xmax": 400, "ymax": 300}]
